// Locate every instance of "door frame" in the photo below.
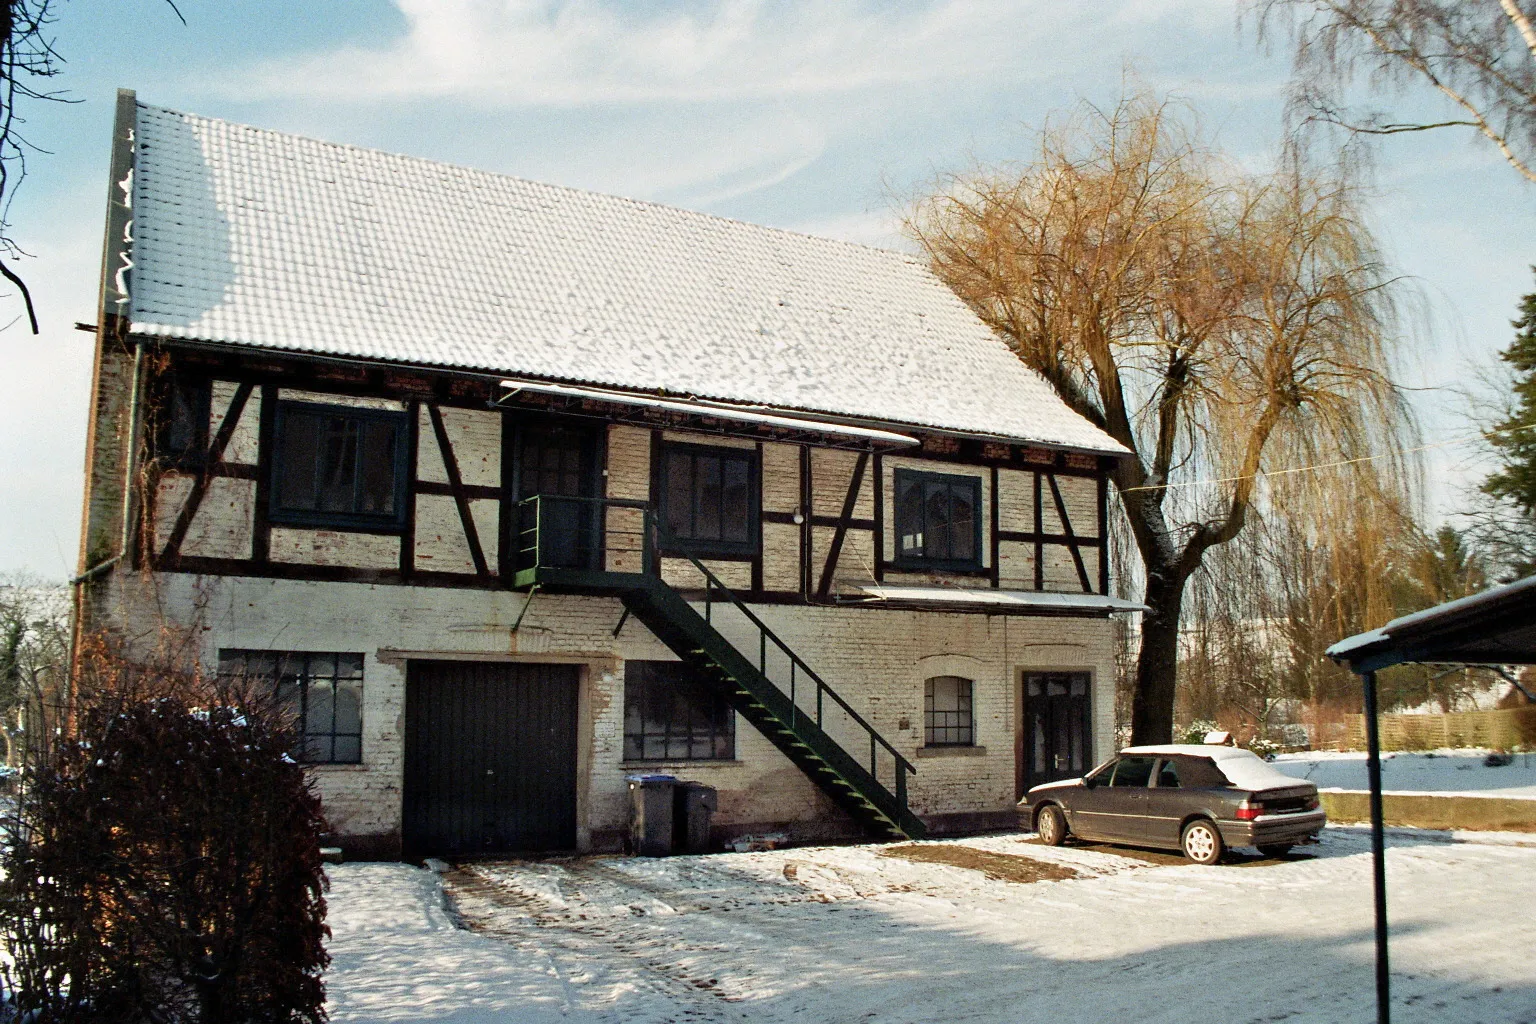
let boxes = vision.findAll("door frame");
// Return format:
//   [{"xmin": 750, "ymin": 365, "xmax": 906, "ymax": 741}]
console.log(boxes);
[
  {"xmin": 398, "ymin": 652, "xmax": 599, "ymax": 854},
  {"xmin": 500, "ymin": 411, "xmax": 607, "ymax": 576},
  {"xmin": 1015, "ymin": 665, "xmax": 1095, "ymax": 801}
]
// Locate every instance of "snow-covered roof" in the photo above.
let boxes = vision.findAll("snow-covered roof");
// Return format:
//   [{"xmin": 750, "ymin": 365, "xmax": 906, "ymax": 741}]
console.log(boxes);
[
  {"xmin": 125, "ymin": 102, "xmax": 1127, "ymax": 454},
  {"xmin": 1121, "ymin": 744, "xmax": 1256, "ymax": 761},
  {"xmin": 1327, "ymin": 574, "xmax": 1536, "ymax": 671},
  {"xmin": 1122, "ymin": 744, "xmax": 1308, "ymax": 792}
]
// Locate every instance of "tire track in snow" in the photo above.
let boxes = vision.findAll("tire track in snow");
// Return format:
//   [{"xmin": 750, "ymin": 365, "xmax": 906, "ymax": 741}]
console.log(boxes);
[{"xmin": 444, "ymin": 864, "xmax": 756, "ymax": 1022}]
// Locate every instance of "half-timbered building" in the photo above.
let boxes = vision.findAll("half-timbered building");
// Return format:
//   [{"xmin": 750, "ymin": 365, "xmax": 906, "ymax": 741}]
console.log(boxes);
[{"xmin": 76, "ymin": 91, "xmax": 1141, "ymax": 858}]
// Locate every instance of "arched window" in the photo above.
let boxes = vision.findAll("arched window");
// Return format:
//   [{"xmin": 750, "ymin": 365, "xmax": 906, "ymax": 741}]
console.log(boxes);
[{"xmin": 924, "ymin": 676, "xmax": 974, "ymax": 747}]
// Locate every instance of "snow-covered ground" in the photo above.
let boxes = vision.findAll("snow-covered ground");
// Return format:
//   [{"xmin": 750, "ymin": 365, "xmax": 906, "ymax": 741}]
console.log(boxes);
[
  {"xmin": 324, "ymin": 829, "xmax": 1536, "ymax": 1023},
  {"xmin": 1273, "ymin": 750, "xmax": 1536, "ymax": 797}
]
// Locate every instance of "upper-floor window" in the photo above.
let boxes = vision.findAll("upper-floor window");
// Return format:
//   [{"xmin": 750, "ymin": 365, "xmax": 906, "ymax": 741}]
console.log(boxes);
[
  {"xmin": 217, "ymin": 649, "xmax": 364, "ymax": 764},
  {"xmin": 270, "ymin": 401, "xmax": 409, "ymax": 530},
  {"xmin": 924, "ymin": 675, "xmax": 975, "ymax": 747},
  {"xmin": 895, "ymin": 469, "xmax": 981, "ymax": 571},
  {"xmin": 659, "ymin": 442, "xmax": 758, "ymax": 556}
]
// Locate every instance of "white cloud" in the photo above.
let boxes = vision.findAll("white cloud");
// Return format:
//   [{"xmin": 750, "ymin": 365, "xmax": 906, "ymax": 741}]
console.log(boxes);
[{"xmin": 239, "ymin": 0, "xmax": 1236, "ymax": 107}]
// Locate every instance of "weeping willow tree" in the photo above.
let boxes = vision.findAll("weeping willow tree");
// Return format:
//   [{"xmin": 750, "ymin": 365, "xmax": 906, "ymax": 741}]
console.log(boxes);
[{"xmin": 908, "ymin": 91, "xmax": 1418, "ymax": 743}]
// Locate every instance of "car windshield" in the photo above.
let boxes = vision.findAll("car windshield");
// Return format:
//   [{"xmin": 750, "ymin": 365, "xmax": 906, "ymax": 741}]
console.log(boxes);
[{"xmin": 1111, "ymin": 757, "xmax": 1156, "ymax": 787}]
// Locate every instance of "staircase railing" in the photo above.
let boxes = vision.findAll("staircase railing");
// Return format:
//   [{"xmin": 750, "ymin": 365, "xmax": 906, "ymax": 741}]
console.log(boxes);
[{"xmin": 515, "ymin": 493, "xmax": 917, "ymax": 814}]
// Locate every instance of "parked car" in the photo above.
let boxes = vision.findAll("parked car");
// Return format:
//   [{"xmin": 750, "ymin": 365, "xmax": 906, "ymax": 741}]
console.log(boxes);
[{"xmin": 1020, "ymin": 744, "xmax": 1326, "ymax": 864}]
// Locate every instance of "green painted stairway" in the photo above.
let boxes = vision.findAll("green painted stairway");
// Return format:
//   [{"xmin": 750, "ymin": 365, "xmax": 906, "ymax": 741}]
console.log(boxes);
[{"xmin": 515, "ymin": 495, "xmax": 925, "ymax": 842}]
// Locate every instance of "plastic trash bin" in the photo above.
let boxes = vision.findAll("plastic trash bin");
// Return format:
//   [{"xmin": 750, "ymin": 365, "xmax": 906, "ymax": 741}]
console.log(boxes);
[
  {"xmin": 674, "ymin": 781, "xmax": 718, "ymax": 854},
  {"xmin": 626, "ymin": 774, "xmax": 677, "ymax": 857}
]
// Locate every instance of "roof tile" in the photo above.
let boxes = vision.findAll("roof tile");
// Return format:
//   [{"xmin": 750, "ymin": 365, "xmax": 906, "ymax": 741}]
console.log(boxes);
[{"xmin": 128, "ymin": 103, "xmax": 1125, "ymax": 453}]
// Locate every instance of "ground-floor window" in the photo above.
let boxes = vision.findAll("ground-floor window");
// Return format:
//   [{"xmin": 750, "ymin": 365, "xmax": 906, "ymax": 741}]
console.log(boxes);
[
  {"xmin": 924, "ymin": 675, "xmax": 975, "ymax": 746},
  {"xmin": 218, "ymin": 650, "xmax": 364, "ymax": 764},
  {"xmin": 623, "ymin": 660, "xmax": 735, "ymax": 761}
]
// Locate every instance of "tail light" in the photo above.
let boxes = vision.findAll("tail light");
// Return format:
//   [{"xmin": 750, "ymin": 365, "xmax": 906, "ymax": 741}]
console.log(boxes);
[
  {"xmin": 1235, "ymin": 802, "xmax": 1264, "ymax": 820},
  {"xmin": 1305, "ymin": 796, "xmax": 1319, "ymax": 811}
]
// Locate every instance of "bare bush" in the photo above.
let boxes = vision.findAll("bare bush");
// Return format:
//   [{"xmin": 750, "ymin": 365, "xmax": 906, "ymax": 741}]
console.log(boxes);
[{"xmin": 0, "ymin": 635, "xmax": 330, "ymax": 1023}]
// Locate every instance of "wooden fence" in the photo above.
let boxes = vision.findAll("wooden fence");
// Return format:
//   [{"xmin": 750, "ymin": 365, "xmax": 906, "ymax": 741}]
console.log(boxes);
[{"xmin": 1340, "ymin": 706, "xmax": 1536, "ymax": 751}]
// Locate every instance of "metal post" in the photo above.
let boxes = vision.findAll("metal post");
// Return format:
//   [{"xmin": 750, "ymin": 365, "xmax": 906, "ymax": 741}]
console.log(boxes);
[{"xmin": 1362, "ymin": 670, "xmax": 1391, "ymax": 1024}]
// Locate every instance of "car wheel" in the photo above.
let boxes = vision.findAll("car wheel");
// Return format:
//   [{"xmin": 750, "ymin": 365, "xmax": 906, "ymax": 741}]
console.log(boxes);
[
  {"xmin": 1036, "ymin": 804, "xmax": 1068, "ymax": 846},
  {"xmin": 1180, "ymin": 819, "xmax": 1224, "ymax": 865},
  {"xmin": 1257, "ymin": 843, "xmax": 1293, "ymax": 858}
]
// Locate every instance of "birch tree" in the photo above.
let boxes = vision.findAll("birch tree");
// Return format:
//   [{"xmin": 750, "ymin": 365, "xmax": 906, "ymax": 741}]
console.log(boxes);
[
  {"xmin": 908, "ymin": 93, "xmax": 1417, "ymax": 743},
  {"xmin": 1258, "ymin": 0, "xmax": 1536, "ymax": 184}
]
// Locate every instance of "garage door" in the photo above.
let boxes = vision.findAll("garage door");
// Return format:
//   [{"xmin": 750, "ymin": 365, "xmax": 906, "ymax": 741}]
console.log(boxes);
[{"xmin": 403, "ymin": 661, "xmax": 579, "ymax": 857}]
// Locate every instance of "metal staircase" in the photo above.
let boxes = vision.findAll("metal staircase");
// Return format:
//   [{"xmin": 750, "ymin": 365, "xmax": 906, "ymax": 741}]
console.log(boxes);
[{"xmin": 513, "ymin": 494, "xmax": 925, "ymax": 841}]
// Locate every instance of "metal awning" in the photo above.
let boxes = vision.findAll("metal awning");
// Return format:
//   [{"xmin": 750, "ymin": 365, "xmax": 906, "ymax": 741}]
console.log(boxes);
[
  {"xmin": 499, "ymin": 379, "xmax": 920, "ymax": 448},
  {"xmin": 1327, "ymin": 574, "xmax": 1536, "ymax": 673},
  {"xmin": 1327, "ymin": 573, "xmax": 1536, "ymax": 1024},
  {"xmin": 855, "ymin": 584, "xmax": 1147, "ymax": 614}
]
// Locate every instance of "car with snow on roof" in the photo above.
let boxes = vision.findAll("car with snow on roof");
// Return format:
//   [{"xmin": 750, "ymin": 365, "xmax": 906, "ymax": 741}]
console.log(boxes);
[{"xmin": 1020, "ymin": 744, "xmax": 1326, "ymax": 864}]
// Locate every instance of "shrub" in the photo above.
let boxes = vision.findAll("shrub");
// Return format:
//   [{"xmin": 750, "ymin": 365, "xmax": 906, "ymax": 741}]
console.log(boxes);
[{"xmin": 0, "ymin": 644, "xmax": 330, "ymax": 1023}]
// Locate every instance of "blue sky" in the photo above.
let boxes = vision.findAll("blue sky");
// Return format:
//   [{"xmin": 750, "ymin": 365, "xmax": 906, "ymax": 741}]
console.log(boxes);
[{"xmin": 2, "ymin": 0, "xmax": 1532, "ymax": 578}]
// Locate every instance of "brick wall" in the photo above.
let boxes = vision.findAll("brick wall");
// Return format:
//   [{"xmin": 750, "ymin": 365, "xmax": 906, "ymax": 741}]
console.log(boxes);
[{"xmin": 95, "ymin": 570, "xmax": 1118, "ymax": 856}]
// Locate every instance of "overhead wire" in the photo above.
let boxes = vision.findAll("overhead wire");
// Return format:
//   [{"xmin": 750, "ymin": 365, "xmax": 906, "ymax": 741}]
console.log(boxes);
[{"xmin": 1119, "ymin": 421, "xmax": 1535, "ymax": 495}]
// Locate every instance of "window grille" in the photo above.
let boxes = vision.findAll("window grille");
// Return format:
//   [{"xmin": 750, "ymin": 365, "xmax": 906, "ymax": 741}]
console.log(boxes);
[
  {"xmin": 924, "ymin": 675, "xmax": 975, "ymax": 747},
  {"xmin": 218, "ymin": 650, "xmax": 364, "ymax": 764},
  {"xmin": 623, "ymin": 660, "xmax": 735, "ymax": 761},
  {"xmin": 270, "ymin": 401, "xmax": 409, "ymax": 530},
  {"xmin": 895, "ymin": 469, "xmax": 981, "ymax": 570},
  {"xmin": 659, "ymin": 443, "xmax": 759, "ymax": 556}
]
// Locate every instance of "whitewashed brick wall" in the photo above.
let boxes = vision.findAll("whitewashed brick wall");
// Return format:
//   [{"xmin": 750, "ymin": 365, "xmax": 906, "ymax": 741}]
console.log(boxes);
[{"xmin": 97, "ymin": 570, "xmax": 1119, "ymax": 855}]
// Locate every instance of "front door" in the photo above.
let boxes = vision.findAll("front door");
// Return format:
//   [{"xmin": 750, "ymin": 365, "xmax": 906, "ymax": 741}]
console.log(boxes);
[
  {"xmin": 513, "ymin": 422, "xmax": 599, "ymax": 569},
  {"xmin": 1022, "ymin": 672, "xmax": 1092, "ymax": 793},
  {"xmin": 402, "ymin": 661, "xmax": 579, "ymax": 857}
]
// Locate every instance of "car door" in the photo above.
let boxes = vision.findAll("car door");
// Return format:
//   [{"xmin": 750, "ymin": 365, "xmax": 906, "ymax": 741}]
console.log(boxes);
[
  {"xmin": 1102, "ymin": 756, "xmax": 1157, "ymax": 842},
  {"xmin": 1142, "ymin": 757, "xmax": 1191, "ymax": 848},
  {"xmin": 1062, "ymin": 760, "xmax": 1119, "ymax": 840}
]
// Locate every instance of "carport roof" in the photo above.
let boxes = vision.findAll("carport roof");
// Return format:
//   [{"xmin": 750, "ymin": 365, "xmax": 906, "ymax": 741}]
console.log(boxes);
[{"xmin": 1326, "ymin": 574, "xmax": 1536, "ymax": 674}]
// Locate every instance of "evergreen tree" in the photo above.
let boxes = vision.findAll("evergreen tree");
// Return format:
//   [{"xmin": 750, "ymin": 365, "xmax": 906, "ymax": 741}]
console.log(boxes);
[
  {"xmin": 1484, "ymin": 281, "xmax": 1536, "ymax": 515},
  {"xmin": 1474, "ymin": 273, "xmax": 1536, "ymax": 580}
]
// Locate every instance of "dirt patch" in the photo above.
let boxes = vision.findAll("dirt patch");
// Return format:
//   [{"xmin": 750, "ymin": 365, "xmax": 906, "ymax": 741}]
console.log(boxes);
[
  {"xmin": 1020, "ymin": 837, "xmax": 1316, "ymax": 868},
  {"xmin": 880, "ymin": 844, "xmax": 1081, "ymax": 883}
]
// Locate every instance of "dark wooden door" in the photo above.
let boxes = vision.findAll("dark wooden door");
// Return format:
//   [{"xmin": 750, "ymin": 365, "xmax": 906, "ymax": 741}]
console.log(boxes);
[
  {"xmin": 514, "ymin": 423, "xmax": 599, "ymax": 569},
  {"xmin": 403, "ymin": 661, "xmax": 579, "ymax": 857},
  {"xmin": 1022, "ymin": 671, "xmax": 1092, "ymax": 792}
]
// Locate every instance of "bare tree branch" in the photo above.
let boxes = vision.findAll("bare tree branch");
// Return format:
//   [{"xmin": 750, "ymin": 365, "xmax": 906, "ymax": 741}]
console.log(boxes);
[{"xmin": 1258, "ymin": 0, "xmax": 1536, "ymax": 184}]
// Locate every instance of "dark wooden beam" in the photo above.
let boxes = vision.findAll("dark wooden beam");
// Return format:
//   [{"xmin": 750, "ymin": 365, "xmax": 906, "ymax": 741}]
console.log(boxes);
[
  {"xmin": 990, "ymin": 465, "xmax": 1001, "ymax": 589},
  {"xmin": 401, "ymin": 399, "xmax": 420, "ymax": 579},
  {"xmin": 252, "ymin": 384, "xmax": 276, "ymax": 563},
  {"xmin": 1046, "ymin": 473, "xmax": 1094, "ymax": 594},
  {"xmin": 158, "ymin": 382, "xmax": 253, "ymax": 563},
  {"xmin": 1097, "ymin": 474, "xmax": 1110, "ymax": 595},
  {"xmin": 427, "ymin": 402, "xmax": 490, "ymax": 578},
  {"xmin": 815, "ymin": 451, "xmax": 868, "ymax": 601},
  {"xmin": 1033, "ymin": 472, "xmax": 1044, "ymax": 591}
]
